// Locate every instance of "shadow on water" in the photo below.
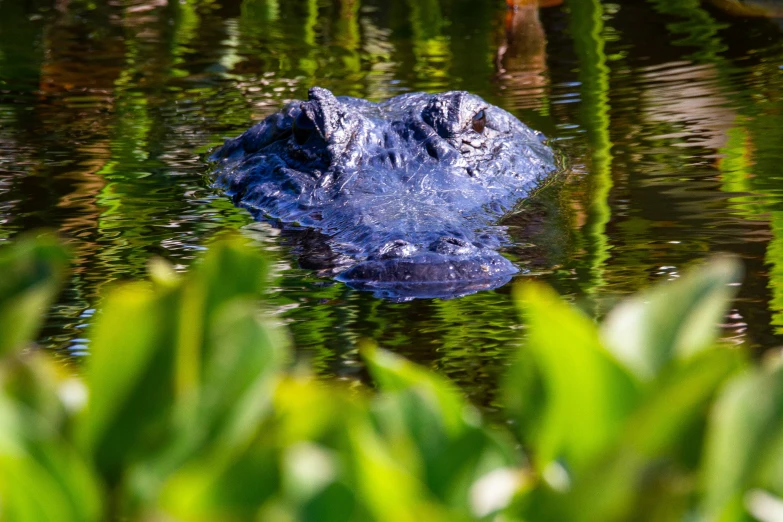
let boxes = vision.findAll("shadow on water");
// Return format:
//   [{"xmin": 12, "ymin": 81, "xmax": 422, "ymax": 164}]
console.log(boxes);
[{"xmin": 1, "ymin": 0, "xmax": 783, "ymax": 403}]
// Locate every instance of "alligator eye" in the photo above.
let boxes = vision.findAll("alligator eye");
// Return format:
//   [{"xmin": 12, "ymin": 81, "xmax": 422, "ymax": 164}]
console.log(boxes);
[
  {"xmin": 293, "ymin": 111, "xmax": 316, "ymax": 145},
  {"xmin": 472, "ymin": 109, "xmax": 486, "ymax": 133}
]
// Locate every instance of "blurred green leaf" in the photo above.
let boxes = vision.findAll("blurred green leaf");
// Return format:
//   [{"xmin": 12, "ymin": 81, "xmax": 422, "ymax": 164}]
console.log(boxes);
[
  {"xmin": 346, "ymin": 418, "xmax": 451, "ymax": 522},
  {"xmin": 601, "ymin": 256, "xmax": 742, "ymax": 380},
  {"xmin": 363, "ymin": 345, "xmax": 470, "ymax": 437},
  {"xmin": 0, "ymin": 234, "xmax": 69, "ymax": 356},
  {"xmin": 509, "ymin": 283, "xmax": 640, "ymax": 473},
  {"xmin": 702, "ymin": 358, "xmax": 783, "ymax": 520},
  {"xmin": 170, "ymin": 236, "xmax": 271, "ymax": 403},
  {"xmin": 157, "ymin": 439, "xmax": 281, "ymax": 521},
  {"xmin": 159, "ymin": 374, "xmax": 354, "ymax": 521},
  {"xmin": 624, "ymin": 347, "xmax": 744, "ymax": 457},
  {"xmin": 131, "ymin": 302, "xmax": 289, "ymax": 505},
  {"xmin": 179, "ymin": 299, "xmax": 288, "ymax": 450},
  {"xmin": 78, "ymin": 238, "xmax": 274, "ymax": 497},
  {"xmin": 543, "ymin": 348, "xmax": 743, "ymax": 522},
  {"xmin": 1, "ymin": 352, "xmax": 81, "ymax": 434},
  {"xmin": 77, "ymin": 281, "xmax": 178, "ymax": 484},
  {"xmin": 0, "ymin": 450, "xmax": 96, "ymax": 522},
  {"xmin": 0, "ymin": 355, "xmax": 101, "ymax": 522},
  {"xmin": 364, "ymin": 346, "xmax": 519, "ymax": 516},
  {"xmin": 273, "ymin": 376, "xmax": 369, "ymax": 521}
]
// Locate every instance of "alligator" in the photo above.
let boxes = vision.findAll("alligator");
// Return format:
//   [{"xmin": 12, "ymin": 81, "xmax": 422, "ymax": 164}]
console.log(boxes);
[{"xmin": 210, "ymin": 87, "xmax": 556, "ymax": 299}]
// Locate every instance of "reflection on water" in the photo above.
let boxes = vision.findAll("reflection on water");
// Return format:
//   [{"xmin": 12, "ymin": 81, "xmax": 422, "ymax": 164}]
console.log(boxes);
[
  {"xmin": 1, "ymin": 0, "xmax": 783, "ymax": 403},
  {"xmin": 496, "ymin": 0, "xmax": 553, "ymax": 110}
]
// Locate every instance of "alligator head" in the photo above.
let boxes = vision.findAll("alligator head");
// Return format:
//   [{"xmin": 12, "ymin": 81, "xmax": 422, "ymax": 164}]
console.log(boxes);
[{"xmin": 211, "ymin": 87, "xmax": 556, "ymax": 299}]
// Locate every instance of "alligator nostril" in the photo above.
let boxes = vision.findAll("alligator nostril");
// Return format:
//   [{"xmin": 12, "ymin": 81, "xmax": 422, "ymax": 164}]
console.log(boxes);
[
  {"xmin": 378, "ymin": 239, "xmax": 417, "ymax": 259},
  {"xmin": 431, "ymin": 237, "xmax": 476, "ymax": 256}
]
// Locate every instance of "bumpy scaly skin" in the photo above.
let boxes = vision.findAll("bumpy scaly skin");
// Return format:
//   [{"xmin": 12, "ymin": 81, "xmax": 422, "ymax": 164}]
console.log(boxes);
[{"xmin": 211, "ymin": 87, "xmax": 556, "ymax": 299}]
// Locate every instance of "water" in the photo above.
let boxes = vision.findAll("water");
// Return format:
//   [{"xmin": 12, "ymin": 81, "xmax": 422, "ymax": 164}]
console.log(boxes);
[{"xmin": 2, "ymin": 0, "xmax": 782, "ymax": 406}]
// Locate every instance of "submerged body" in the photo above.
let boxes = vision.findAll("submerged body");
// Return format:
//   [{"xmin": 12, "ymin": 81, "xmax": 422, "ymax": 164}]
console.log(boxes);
[{"xmin": 211, "ymin": 87, "xmax": 556, "ymax": 299}]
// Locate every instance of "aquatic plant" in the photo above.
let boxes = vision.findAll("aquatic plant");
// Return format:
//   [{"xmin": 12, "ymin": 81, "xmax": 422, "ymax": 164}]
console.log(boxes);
[{"xmin": 0, "ymin": 234, "xmax": 781, "ymax": 521}]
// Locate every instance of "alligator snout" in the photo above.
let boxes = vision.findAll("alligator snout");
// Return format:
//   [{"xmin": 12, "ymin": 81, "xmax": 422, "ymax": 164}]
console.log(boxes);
[{"xmin": 335, "ymin": 236, "xmax": 518, "ymax": 299}]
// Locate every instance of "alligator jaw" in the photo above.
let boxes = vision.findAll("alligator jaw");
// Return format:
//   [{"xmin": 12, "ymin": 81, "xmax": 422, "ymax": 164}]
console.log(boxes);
[{"xmin": 335, "ymin": 250, "xmax": 518, "ymax": 299}]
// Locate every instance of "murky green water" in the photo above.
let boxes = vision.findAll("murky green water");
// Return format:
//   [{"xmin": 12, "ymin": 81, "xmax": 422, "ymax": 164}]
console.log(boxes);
[{"xmin": 2, "ymin": 0, "xmax": 783, "ymax": 405}]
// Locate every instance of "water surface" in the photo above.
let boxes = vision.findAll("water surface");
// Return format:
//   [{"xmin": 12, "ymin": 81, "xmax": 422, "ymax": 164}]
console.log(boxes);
[{"xmin": 2, "ymin": 0, "xmax": 783, "ymax": 405}]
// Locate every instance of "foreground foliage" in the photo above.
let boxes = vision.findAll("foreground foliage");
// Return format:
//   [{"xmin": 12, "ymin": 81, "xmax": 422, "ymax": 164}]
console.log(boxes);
[{"xmin": 0, "ymin": 234, "xmax": 781, "ymax": 521}]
